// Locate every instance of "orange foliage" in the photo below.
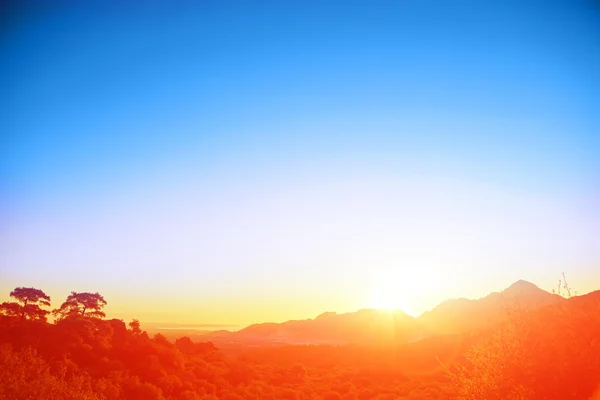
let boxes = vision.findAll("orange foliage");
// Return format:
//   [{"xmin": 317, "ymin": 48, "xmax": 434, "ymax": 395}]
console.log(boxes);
[{"xmin": 0, "ymin": 285, "xmax": 599, "ymax": 399}]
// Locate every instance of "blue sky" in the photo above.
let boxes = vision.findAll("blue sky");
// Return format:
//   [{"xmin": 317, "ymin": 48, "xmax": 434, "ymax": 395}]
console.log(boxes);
[{"xmin": 1, "ymin": 1, "xmax": 599, "ymax": 324}]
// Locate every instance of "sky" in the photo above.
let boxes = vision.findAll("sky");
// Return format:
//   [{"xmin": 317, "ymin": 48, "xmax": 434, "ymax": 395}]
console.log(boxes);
[{"xmin": 1, "ymin": 0, "xmax": 599, "ymax": 326}]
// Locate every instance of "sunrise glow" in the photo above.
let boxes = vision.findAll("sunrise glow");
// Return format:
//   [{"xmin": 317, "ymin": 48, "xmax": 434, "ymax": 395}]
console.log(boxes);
[
  {"xmin": 1, "ymin": 0, "xmax": 598, "ymax": 327},
  {"xmin": 1, "ymin": 2, "xmax": 599, "ymax": 399}
]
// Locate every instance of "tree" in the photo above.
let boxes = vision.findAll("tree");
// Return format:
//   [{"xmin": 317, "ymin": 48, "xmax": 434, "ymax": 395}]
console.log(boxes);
[
  {"xmin": 447, "ymin": 320, "xmax": 533, "ymax": 400},
  {"xmin": 129, "ymin": 319, "xmax": 142, "ymax": 335},
  {"xmin": 53, "ymin": 291, "xmax": 107, "ymax": 320},
  {"xmin": 0, "ymin": 287, "xmax": 51, "ymax": 321},
  {"xmin": 0, "ymin": 344, "xmax": 101, "ymax": 400},
  {"xmin": 175, "ymin": 336, "xmax": 195, "ymax": 353}
]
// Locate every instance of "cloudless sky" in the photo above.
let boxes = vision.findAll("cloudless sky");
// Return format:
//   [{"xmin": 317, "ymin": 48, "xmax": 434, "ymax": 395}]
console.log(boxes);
[{"xmin": 1, "ymin": 0, "xmax": 599, "ymax": 325}]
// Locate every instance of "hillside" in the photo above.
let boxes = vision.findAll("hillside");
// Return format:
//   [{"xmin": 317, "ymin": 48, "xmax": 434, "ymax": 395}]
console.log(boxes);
[
  {"xmin": 2, "ymin": 283, "xmax": 599, "ymax": 399},
  {"xmin": 418, "ymin": 279, "xmax": 562, "ymax": 335},
  {"xmin": 235, "ymin": 308, "xmax": 423, "ymax": 345},
  {"xmin": 201, "ymin": 280, "xmax": 562, "ymax": 345}
]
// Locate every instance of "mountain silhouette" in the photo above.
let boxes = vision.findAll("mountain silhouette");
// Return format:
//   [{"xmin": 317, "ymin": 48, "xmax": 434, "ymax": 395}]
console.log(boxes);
[
  {"xmin": 203, "ymin": 280, "xmax": 564, "ymax": 345},
  {"xmin": 225, "ymin": 308, "xmax": 423, "ymax": 345},
  {"xmin": 418, "ymin": 279, "xmax": 562, "ymax": 334}
]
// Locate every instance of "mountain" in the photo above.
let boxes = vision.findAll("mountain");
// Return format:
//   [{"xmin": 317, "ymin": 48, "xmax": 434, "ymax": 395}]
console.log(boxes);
[
  {"xmin": 417, "ymin": 279, "xmax": 563, "ymax": 334},
  {"xmin": 201, "ymin": 280, "xmax": 565, "ymax": 346},
  {"xmin": 214, "ymin": 308, "xmax": 427, "ymax": 346}
]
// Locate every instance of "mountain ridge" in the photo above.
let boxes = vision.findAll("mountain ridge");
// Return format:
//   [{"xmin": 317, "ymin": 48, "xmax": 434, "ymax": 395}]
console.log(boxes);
[
  {"xmin": 199, "ymin": 279, "xmax": 568, "ymax": 345},
  {"xmin": 417, "ymin": 279, "xmax": 562, "ymax": 334}
]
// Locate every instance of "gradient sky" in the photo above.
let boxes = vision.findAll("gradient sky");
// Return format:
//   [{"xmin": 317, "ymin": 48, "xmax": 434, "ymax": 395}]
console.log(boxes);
[{"xmin": 1, "ymin": 1, "xmax": 599, "ymax": 326}]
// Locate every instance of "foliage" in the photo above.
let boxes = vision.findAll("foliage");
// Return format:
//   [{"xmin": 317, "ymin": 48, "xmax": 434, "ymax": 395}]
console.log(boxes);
[
  {"xmin": 448, "ymin": 274, "xmax": 600, "ymax": 399},
  {"xmin": 0, "ymin": 287, "xmax": 51, "ymax": 321},
  {"xmin": 129, "ymin": 319, "xmax": 142, "ymax": 335},
  {"xmin": 53, "ymin": 291, "xmax": 108, "ymax": 320},
  {"xmin": 1, "ymin": 283, "xmax": 599, "ymax": 400},
  {"xmin": 0, "ymin": 311, "xmax": 456, "ymax": 400},
  {"xmin": 0, "ymin": 344, "xmax": 100, "ymax": 400}
]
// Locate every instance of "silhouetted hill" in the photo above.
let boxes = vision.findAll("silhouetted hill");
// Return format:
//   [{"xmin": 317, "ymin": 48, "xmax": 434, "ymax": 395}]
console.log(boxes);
[
  {"xmin": 224, "ymin": 308, "xmax": 425, "ymax": 345},
  {"xmin": 203, "ymin": 280, "xmax": 564, "ymax": 345},
  {"xmin": 418, "ymin": 279, "xmax": 562, "ymax": 334},
  {"xmin": 1, "ymin": 283, "xmax": 599, "ymax": 399}
]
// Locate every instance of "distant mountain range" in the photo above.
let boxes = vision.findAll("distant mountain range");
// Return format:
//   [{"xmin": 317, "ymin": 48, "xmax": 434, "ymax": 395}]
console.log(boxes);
[
  {"xmin": 418, "ymin": 279, "xmax": 561, "ymax": 334},
  {"xmin": 197, "ymin": 280, "xmax": 574, "ymax": 346}
]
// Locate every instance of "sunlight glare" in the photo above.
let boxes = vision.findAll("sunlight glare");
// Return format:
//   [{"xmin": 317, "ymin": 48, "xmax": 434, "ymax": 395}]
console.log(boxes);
[{"xmin": 367, "ymin": 261, "xmax": 448, "ymax": 316}]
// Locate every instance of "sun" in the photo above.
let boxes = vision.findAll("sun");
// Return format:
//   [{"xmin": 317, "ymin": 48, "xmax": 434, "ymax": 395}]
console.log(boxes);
[
  {"xmin": 366, "ymin": 266, "xmax": 436, "ymax": 317},
  {"xmin": 368, "ymin": 278, "xmax": 417, "ymax": 315}
]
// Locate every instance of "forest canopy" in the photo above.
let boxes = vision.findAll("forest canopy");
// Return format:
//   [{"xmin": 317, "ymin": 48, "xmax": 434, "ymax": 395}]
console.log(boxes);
[{"xmin": 1, "ymin": 285, "xmax": 599, "ymax": 400}]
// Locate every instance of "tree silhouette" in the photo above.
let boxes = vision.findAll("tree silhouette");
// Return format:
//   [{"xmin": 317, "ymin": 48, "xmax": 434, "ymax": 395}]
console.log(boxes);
[
  {"xmin": 53, "ymin": 291, "xmax": 107, "ymax": 320},
  {"xmin": 129, "ymin": 319, "xmax": 142, "ymax": 335},
  {"xmin": 0, "ymin": 287, "xmax": 51, "ymax": 321}
]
